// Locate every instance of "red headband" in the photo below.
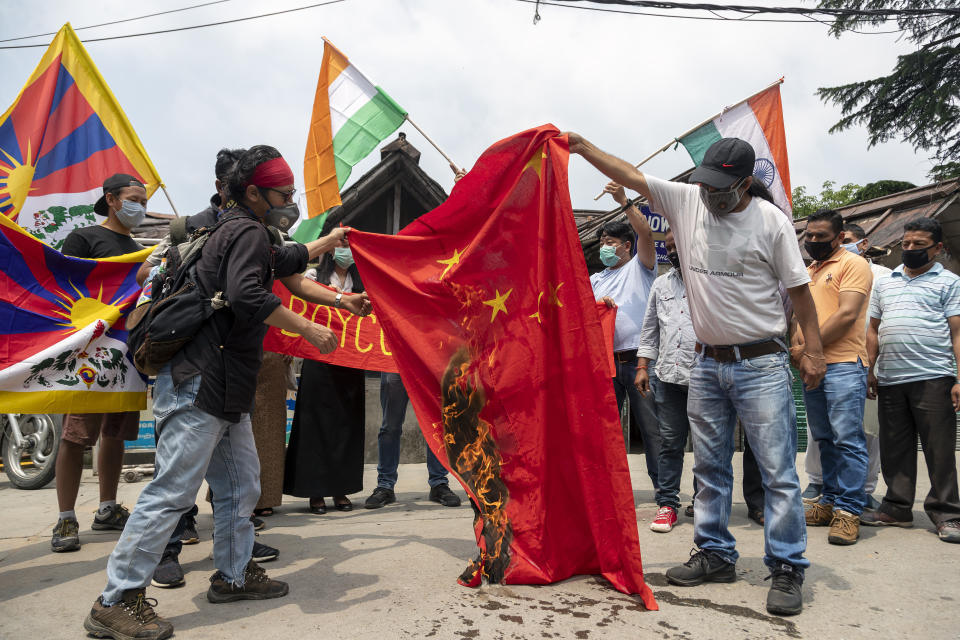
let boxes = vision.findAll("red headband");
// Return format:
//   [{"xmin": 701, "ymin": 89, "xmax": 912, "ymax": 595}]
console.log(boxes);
[{"xmin": 249, "ymin": 157, "xmax": 294, "ymax": 189}]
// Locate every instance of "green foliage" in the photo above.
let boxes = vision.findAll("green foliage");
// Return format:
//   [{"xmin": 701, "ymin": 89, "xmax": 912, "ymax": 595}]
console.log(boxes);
[
  {"xmin": 792, "ymin": 180, "xmax": 863, "ymax": 218},
  {"xmin": 854, "ymin": 180, "xmax": 916, "ymax": 202},
  {"xmin": 816, "ymin": 1, "xmax": 960, "ymax": 180}
]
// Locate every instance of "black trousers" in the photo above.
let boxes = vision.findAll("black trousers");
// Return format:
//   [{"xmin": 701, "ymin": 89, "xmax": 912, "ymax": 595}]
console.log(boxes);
[{"xmin": 877, "ymin": 376, "xmax": 960, "ymax": 525}]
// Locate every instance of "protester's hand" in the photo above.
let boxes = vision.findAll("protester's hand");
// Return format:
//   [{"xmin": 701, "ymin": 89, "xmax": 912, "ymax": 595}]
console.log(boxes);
[
  {"xmin": 599, "ymin": 296, "xmax": 616, "ymax": 308},
  {"xmin": 603, "ymin": 182, "xmax": 629, "ymax": 206},
  {"xmin": 789, "ymin": 345, "xmax": 804, "ymax": 369},
  {"xmin": 564, "ymin": 132, "xmax": 584, "ymax": 153},
  {"xmin": 452, "ymin": 164, "xmax": 468, "ymax": 182},
  {"xmin": 343, "ymin": 292, "xmax": 372, "ymax": 317},
  {"xmin": 952, "ymin": 383, "xmax": 960, "ymax": 412},
  {"xmin": 867, "ymin": 371, "xmax": 878, "ymax": 400},
  {"xmin": 799, "ymin": 352, "xmax": 826, "ymax": 390},
  {"xmin": 326, "ymin": 226, "xmax": 351, "ymax": 244},
  {"xmin": 634, "ymin": 368, "xmax": 650, "ymax": 397},
  {"xmin": 303, "ymin": 323, "xmax": 338, "ymax": 353}
]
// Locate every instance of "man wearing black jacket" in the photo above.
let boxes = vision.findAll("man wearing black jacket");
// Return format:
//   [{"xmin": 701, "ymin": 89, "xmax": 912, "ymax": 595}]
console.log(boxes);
[{"xmin": 84, "ymin": 146, "xmax": 371, "ymax": 640}]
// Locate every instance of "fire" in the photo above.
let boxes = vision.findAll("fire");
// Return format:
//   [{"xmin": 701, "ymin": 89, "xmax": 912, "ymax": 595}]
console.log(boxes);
[{"xmin": 441, "ymin": 347, "xmax": 513, "ymax": 585}]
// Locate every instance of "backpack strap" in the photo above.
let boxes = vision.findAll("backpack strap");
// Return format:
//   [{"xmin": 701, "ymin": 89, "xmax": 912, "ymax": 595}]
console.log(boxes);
[{"xmin": 169, "ymin": 216, "xmax": 190, "ymax": 246}]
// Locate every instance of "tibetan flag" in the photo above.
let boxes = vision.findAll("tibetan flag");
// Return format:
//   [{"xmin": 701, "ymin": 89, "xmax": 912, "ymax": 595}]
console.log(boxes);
[
  {"xmin": 349, "ymin": 125, "xmax": 656, "ymax": 607},
  {"xmin": 0, "ymin": 212, "xmax": 149, "ymax": 413},
  {"xmin": 0, "ymin": 23, "xmax": 162, "ymax": 250},
  {"xmin": 294, "ymin": 38, "xmax": 406, "ymax": 242},
  {"xmin": 679, "ymin": 83, "xmax": 792, "ymax": 215}
]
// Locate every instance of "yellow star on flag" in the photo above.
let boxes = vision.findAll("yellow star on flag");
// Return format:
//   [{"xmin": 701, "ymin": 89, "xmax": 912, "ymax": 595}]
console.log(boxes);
[
  {"xmin": 523, "ymin": 145, "xmax": 547, "ymax": 178},
  {"xmin": 482, "ymin": 288, "xmax": 513, "ymax": 322},
  {"xmin": 437, "ymin": 247, "xmax": 465, "ymax": 280}
]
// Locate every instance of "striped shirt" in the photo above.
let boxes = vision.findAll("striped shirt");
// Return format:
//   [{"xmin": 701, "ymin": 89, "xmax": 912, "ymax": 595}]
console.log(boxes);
[{"xmin": 870, "ymin": 262, "xmax": 960, "ymax": 385}]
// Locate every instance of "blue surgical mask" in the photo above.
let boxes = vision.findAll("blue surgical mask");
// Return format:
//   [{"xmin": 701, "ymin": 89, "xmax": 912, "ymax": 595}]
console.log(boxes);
[
  {"xmin": 334, "ymin": 246, "xmax": 354, "ymax": 268},
  {"xmin": 598, "ymin": 244, "xmax": 620, "ymax": 267},
  {"xmin": 842, "ymin": 239, "xmax": 864, "ymax": 255},
  {"xmin": 116, "ymin": 199, "xmax": 146, "ymax": 229}
]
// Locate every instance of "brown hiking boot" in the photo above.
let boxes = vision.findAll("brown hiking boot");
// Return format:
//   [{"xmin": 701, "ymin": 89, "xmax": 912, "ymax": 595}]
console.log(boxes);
[
  {"xmin": 207, "ymin": 559, "xmax": 289, "ymax": 603},
  {"xmin": 828, "ymin": 509, "xmax": 860, "ymax": 545},
  {"xmin": 805, "ymin": 501, "xmax": 833, "ymax": 526},
  {"xmin": 83, "ymin": 588, "xmax": 173, "ymax": 640}
]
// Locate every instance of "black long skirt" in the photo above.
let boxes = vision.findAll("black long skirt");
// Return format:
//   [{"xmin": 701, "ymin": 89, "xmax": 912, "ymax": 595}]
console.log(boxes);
[{"xmin": 283, "ymin": 360, "xmax": 365, "ymax": 497}]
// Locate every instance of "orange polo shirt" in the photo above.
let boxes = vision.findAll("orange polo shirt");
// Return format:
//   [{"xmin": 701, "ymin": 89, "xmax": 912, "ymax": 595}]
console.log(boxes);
[{"xmin": 806, "ymin": 248, "xmax": 873, "ymax": 364}]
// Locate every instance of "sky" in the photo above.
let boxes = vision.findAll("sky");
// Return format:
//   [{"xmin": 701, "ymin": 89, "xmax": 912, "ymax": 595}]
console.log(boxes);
[{"xmin": 0, "ymin": 0, "xmax": 932, "ymax": 218}]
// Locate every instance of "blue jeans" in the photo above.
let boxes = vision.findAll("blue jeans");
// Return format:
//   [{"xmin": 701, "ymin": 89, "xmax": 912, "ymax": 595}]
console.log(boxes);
[
  {"xmin": 654, "ymin": 381, "xmax": 689, "ymax": 509},
  {"xmin": 803, "ymin": 361, "xmax": 869, "ymax": 514},
  {"xmin": 612, "ymin": 358, "xmax": 661, "ymax": 489},
  {"xmin": 687, "ymin": 351, "xmax": 808, "ymax": 571},
  {"xmin": 377, "ymin": 372, "xmax": 449, "ymax": 489},
  {"xmin": 102, "ymin": 368, "xmax": 260, "ymax": 604}
]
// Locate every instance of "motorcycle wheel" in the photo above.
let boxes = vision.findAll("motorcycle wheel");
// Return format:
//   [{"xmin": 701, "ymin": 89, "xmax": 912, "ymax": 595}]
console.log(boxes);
[{"xmin": 2, "ymin": 414, "xmax": 62, "ymax": 490}]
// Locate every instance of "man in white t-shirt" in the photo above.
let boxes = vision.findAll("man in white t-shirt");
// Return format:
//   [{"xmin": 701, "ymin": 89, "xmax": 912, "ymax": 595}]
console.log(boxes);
[
  {"xmin": 568, "ymin": 134, "xmax": 826, "ymax": 617},
  {"xmin": 590, "ymin": 182, "xmax": 661, "ymax": 489}
]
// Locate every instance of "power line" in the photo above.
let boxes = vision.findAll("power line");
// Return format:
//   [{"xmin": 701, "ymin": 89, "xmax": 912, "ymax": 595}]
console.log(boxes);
[
  {"xmin": 0, "ymin": 0, "xmax": 347, "ymax": 50},
  {"xmin": 0, "ymin": 0, "xmax": 236, "ymax": 43},
  {"xmin": 554, "ymin": 0, "xmax": 960, "ymax": 19}
]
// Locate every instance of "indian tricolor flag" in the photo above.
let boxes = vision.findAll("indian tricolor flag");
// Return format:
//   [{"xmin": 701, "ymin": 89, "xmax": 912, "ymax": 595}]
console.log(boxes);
[
  {"xmin": 679, "ymin": 83, "xmax": 792, "ymax": 216},
  {"xmin": 294, "ymin": 39, "xmax": 407, "ymax": 242}
]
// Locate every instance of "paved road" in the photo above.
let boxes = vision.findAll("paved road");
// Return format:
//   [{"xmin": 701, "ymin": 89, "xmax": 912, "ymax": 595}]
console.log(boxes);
[{"xmin": 1, "ymin": 454, "xmax": 957, "ymax": 639}]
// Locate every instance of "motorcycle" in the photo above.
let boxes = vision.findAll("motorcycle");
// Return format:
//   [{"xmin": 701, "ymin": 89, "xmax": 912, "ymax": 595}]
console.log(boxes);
[{"xmin": 1, "ymin": 414, "xmax": 62, "ymax": 490}]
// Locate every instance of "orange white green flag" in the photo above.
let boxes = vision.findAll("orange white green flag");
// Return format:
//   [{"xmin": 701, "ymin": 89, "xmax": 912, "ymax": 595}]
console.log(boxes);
[
  {"xmin": 678, "ymin": 82, "xmax": 792, "ymax": 216},
  {"xmin": 0, "ymin": 23, "xmax": 162, "ymax": 250},
  {"xmin": 294, "ymin": 38, "xmax": 407, "ymax": 242}
]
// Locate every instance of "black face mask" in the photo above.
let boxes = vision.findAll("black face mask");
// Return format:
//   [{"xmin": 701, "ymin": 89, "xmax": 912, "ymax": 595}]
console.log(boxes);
[
  {"xmin": 804, "ymin": 235, "xmax": 838, "ymax": 262},
  {"xmin": 257, "ymin": 188, "xmax": 301, "ymax": 233},
  {"xmin": 667, "ymin": 251, "xmax": 681, "ymax": 270},
  {"xmin": 902, "ymin": 245, "xmax": 934, "ymax": 269}
]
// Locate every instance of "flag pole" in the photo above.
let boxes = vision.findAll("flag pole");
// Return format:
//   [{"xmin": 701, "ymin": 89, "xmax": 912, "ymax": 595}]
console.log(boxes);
[
  {"xmin": 592, "ymin": 77, "xmax": 785, "ymax": 200},
  {"xmin": 160, "ymin": 185, "xmax": 181, "ymax": 217},
  {"xmin": 404, "ymin": 115, "xmax": 461, "ymax": 174}
]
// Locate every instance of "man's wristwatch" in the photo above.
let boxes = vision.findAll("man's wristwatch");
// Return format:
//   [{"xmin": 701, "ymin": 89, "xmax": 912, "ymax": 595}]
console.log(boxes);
[{"xmin": 334, "ymin": 292, "xmax": 343, "ymax": 308}]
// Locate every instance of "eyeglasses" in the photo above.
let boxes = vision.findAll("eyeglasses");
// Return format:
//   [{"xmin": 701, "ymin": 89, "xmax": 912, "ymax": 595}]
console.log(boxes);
[{"xmin": 266, "ymin": 187, "xmax": 296, "ymax": 203}]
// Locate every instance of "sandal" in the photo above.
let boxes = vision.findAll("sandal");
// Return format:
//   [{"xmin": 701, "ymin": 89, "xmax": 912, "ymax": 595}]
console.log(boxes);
[
  {"xmin": 254, "ymin": 507, "xmax": 274, "ymax": 517},
  {"xmin": 309, "ymin": 498, "xmax": 327, "ymax": 515}
]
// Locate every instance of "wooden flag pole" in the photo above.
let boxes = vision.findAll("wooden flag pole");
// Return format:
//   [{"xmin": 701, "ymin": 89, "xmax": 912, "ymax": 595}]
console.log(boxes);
[
  {"xmin": 592, "ymin": 77, "xmax": 785, "ymax": 201},
  {"xmin": 404, "ymin": 115, "xmax": 461, "ymax": 174},
  {"xmin": 160, "ymin": 185, "xmax": 181, "ymax": 217}
]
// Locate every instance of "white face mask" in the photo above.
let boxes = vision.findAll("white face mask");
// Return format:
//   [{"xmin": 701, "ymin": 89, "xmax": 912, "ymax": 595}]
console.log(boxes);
[{"xmin": 115, "ymin": 199, "xmax": 146, "ymax": 229}]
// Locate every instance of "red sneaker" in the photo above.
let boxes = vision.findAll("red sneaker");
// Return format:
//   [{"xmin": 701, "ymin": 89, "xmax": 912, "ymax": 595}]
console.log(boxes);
[{"xmin": 651, "ymin": 506, "xmax": 678, "ymax": 533}]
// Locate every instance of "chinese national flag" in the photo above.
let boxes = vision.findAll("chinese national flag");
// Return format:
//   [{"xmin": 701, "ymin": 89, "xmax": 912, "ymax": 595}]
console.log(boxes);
[{"xmin": 349, "ymin": 125, "xmax": 655, "ymax": 606}]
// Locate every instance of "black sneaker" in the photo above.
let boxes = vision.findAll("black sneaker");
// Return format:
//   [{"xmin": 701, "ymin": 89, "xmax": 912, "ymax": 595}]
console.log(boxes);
[
  {"xmin": 429, "ymin": 484, "xmax": 462, "ymax": 507},
  {"xmin": 665, "ymin": 548, "xmax": 736, "ymax": 587},
  {"xmin": 92, "ymin": 504, "xmax": 131, "ymax": 531},
  {"xmin": 684, "ymin": 504, "xmax": 694, "ymax": 518},
  {"xmin": 207, "ymin": 560, "xmax": 289, "ymax": 603},
  {"xmin": 364, "ymin": 487, "xmax": 396, "ymax": 509},
  {"xmin": 180, "ymin": 515, "xmax": 199, "ymax": 545},
  {"xmin": 51, "ymin": 517, "xmax": 80, "ymax": 553},
  {"xmin": 252, "ymin": 540, "xmax": 279, "ymax": 563},
  {"xmin": 151, "ymin": 551, "xmax": 185, "ymax": 588},
  {"xmin": 250, "ymin": 515, "xmax": 265, "ymax": 531},
  {"xmin": 765, "ymin": 563, "xmax": 803, "ymax": 616}
]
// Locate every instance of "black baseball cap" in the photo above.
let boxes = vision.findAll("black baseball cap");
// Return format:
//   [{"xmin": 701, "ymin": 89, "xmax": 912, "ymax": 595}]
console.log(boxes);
[
  {"xmin": 93, "ymin": 173, "xmax": 146, "ymax": 216},
  {"xmin": 690, "ymin": 138, "xmax": 755, "ymax": 189}
]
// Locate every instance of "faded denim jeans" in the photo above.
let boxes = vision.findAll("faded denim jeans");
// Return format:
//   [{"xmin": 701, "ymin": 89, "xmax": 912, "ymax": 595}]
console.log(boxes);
[
  {"xmin": 101, "ymin": 366, "xmax": 260, "ymax": 604},
  {"xmin": 377, "ymin": 372, "xmax": 449, "ymax": 489},
  {"xmin": 687, "ymin": 351, "xmax": 808, "ymax": 572}
]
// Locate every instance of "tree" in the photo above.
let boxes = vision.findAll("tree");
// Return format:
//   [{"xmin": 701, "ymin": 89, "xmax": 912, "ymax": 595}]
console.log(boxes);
[
  {"xmin": 816, "ymin": 1, "xmax": 960, "ymax": 180},
  {"xmin": 792, "ymin": 180, "xmax": 863, "ymax": 218}
]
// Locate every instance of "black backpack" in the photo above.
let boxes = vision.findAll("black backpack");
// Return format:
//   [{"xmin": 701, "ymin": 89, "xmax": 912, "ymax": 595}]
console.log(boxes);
[{"xmin": 126, "ymin": 217, "xmax": 242, "ymax": 376}]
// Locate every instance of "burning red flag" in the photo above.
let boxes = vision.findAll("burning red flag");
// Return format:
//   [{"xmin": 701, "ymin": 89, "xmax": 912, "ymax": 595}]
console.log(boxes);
[{"xmin": 349, "ymin": 125, "xmax": 655, "ymax": 607}]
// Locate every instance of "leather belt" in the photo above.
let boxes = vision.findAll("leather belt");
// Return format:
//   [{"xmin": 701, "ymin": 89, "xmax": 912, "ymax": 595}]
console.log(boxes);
[
  {"xmin": 614, "ymin": 350, "xmax": 638, "ymax": 363},
  {"xmin": 695, "ymin": 340, "xmax": 784, "ymax": 363}
]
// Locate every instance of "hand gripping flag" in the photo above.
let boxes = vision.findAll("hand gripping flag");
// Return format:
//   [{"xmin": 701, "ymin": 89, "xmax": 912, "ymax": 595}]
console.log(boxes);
[
  {"xmin": 294, "ymin": 38, "xmax": 407, "ymax": 243},
  {"xmin": 0, "ymin": 23, "xmax": 162, "ymax": 250},
  {"xmin": 349, "ymin": 125, "xmax": 656, "ymax": 606},
  {"xmin": 0, "ymin": 213, "xmax": 150, "ymax": 413},
  {"xmin": 679, "ymin": 82, "xmax": 792, "ymax": 215}
]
